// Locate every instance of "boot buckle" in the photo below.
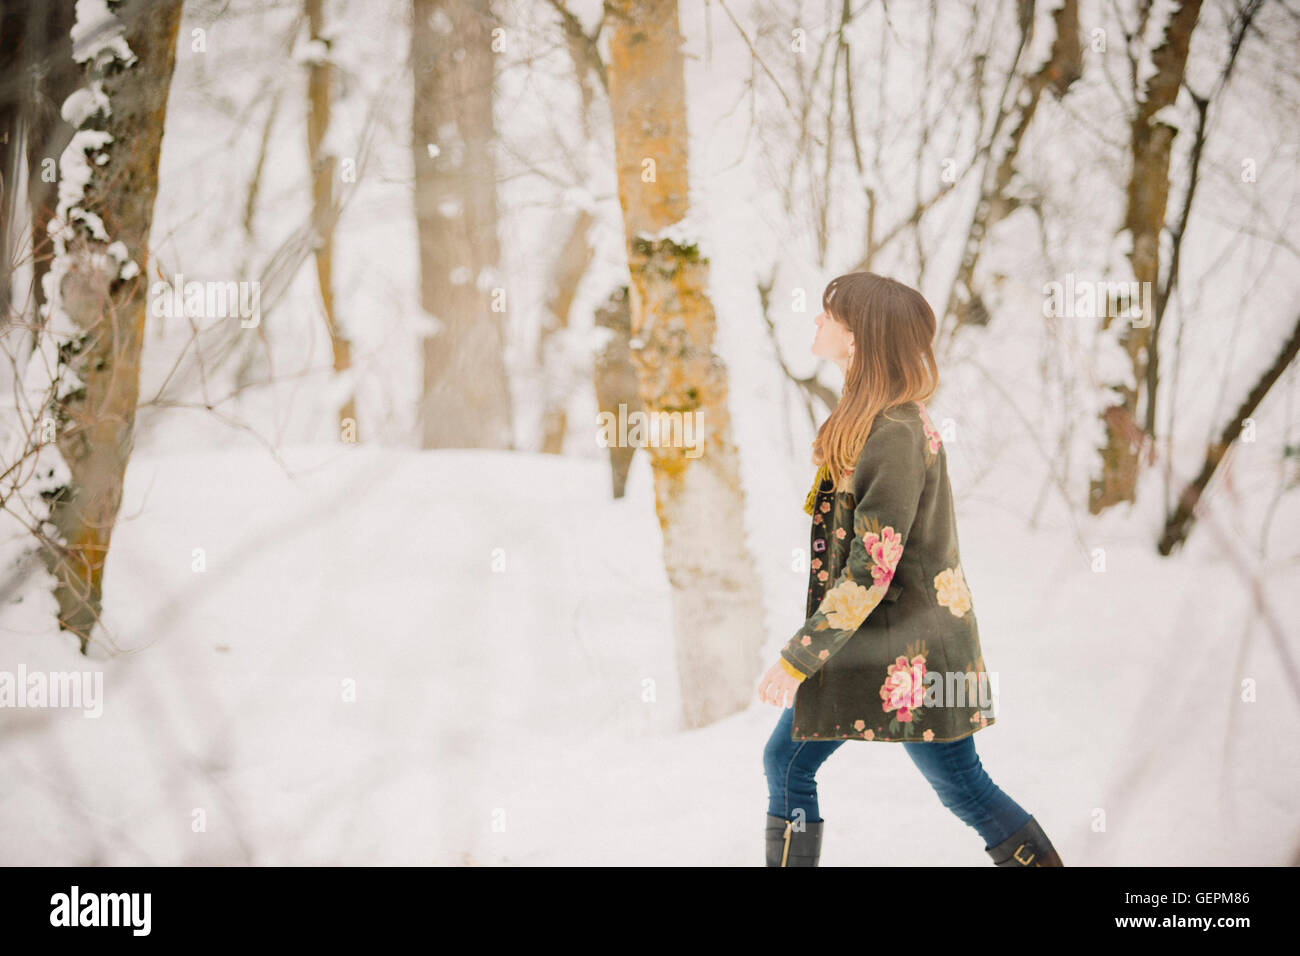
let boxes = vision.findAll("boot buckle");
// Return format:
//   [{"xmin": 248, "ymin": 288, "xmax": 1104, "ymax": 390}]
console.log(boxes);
[{"xmin": 1012, "ymin": 843, "xmax": 1036, "ymax": 865}]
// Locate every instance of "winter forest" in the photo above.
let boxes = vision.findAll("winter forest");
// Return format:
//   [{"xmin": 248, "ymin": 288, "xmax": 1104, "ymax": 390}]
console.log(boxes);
[{"xmin": 0, "ymin": 0, "xmax": 1297, "ymax": 867}]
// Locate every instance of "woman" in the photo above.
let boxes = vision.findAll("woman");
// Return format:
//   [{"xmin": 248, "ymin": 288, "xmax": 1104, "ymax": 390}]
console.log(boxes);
[{"xmin": 756, "ymin": 271, "xmax": 1063, "ymax": 868}]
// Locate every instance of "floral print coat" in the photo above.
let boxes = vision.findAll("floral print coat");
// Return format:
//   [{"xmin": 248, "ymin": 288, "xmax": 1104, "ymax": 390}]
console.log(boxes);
[{"xmin": 780, "ymin": 400, "xmax": 995, "ymax": 743}]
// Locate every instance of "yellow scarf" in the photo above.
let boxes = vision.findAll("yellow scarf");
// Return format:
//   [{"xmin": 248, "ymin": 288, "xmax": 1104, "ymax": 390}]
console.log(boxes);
[{"xmin": 803, "ymin": 464, "xmax": 830, "ymax": 515}]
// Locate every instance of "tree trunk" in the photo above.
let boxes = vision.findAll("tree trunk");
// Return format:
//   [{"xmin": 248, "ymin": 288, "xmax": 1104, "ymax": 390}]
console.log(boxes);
[
  {"xmin": 1090, "ymin": 0, "xmax": 1202, "ymax": 513},
  {"xmin": 606, "ymin": 0, "xmax": 767, "ymax": 728},
  {"xmin": 410, "ymin": 0, "xmax": 512, "ymax": 449},
  {"xmin": 591, "ymin": 284, "xmax": 639, "ymax": 498},
  {"xmin": 538, "ymin": 208, "xmax": 593, "ymax": 454},
  {"xmin": 39, "ymin": 0, "xmax": 184, "ymax": 650},
  {"xmin": 305, "ymin": 0, "xmax": 356, "ymax": 437},
  {"xmin": 0, "ymin": 0, "xmax": 78, "ymax": 330},
  {"xmin": 535, "ymin": 8, "xmax": 604, "ymax": 455},
  {"xmin": 0, "ymin": 0, "xmax": 29, "ymax": 319},
  {"xmin": 1159, "ymin": 311, "xmax": 1300, "ymax": 555},
  {"xmin": 942, "ymin": 0, "xmax": 1082, "ymax": 343}
]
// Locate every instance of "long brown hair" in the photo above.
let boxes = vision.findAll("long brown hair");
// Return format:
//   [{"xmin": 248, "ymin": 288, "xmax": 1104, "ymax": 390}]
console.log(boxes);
[{"xmin": 812, "ymin": 272, "xmax": 940, "ymax": 491}]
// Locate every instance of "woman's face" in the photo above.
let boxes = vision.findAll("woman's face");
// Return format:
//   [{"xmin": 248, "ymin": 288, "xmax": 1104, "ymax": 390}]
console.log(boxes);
[{"xmin": 811, "ymin": 309, "xmax": 854, "ymax": 363}]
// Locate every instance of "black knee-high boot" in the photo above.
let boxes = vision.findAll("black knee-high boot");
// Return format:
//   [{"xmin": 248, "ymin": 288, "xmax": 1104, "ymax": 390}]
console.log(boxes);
[
  {"xmin": 985, "ymin": 815, "xmax": 1064, "ymax": 866},
  {"xmin": 765, "ymin": 813, "xmax": 824, "ymax": 866}
]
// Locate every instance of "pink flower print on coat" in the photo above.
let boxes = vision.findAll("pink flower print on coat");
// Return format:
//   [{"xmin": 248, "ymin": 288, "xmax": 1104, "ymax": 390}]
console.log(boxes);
[
  {"xmin": 880, "ymin": 653, "xmax": 927, "ymax": 722},
  {"xmin": 862, "ymin": 525, "xmax": 903, "ymax": 588},
  {"xmin": 915, "ymin": 401, "xmax": 941, "ymax": 455}
]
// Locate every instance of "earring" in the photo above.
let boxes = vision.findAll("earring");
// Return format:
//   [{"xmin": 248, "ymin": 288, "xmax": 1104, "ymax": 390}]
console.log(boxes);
[{"xmin": 847, "ymin": 342, "xmax": 855, "ymax": 362}]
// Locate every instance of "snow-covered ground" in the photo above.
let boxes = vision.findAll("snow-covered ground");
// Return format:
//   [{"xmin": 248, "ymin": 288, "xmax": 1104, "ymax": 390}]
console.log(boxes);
[{"xmin": 0, "ymin": 442, "xmax": 1294, "ymax": 865}]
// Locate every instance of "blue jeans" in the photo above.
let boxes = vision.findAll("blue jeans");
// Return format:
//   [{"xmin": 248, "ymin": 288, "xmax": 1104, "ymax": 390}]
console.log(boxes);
[{"xmin": 763, "ymin": 704, "xmax": 1032, "ymax": 850}]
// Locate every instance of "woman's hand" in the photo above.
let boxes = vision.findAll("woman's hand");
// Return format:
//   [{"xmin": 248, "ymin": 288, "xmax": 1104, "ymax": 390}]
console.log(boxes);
[{"xmin": 757, "ymin": 660, "xmax": 803, "ymax": 708}]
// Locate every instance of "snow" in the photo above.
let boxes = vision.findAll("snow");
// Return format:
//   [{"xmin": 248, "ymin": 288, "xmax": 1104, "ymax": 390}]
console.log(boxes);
[
  {"xmin": 60, "ymin": 84, "xmax": 111, "ymax": 126},
  {"xmin": 1094, "ymin": 316, "xmax": 1136, "ymax": 391},
  {"xmin": 294, "ymin": 38, "xmax": 331, "ymax": 66},
  {"xmin": 412, "ymin": 310, "xmax": 444, "ymax": 336},
  {"xmin": 106, "ymin": 240, "xmax": 131, "ymax": 268},
  {"xmin": 560, "ymin": 185, "xmax": 598, "ymax": 213},
  {"xmin": 1149, "ymin": 102, "xmax": 1183, "ymax": 129},
  {"xmin": 54, "ymin": 130, "xmax": 114, "ymax": 234},
  {"xmin": 1133, "ymin": 0, "xmax": 1181, "ymax": 106},
  {"xmin": 320, "ymin": 366, "xmax": 358, "ymax": 412},
  {"xmin": 42, "ymin": 0, "xmax": 137, "ymax": 343},
  {"xmin": 70, "ymin": 0, "xmax": 136, "ymax": 68},
  {"xmin": 0, "ymin": 445, "xmax": 1293, "ymax": 864},
  {"xmin": 427, "ymin": 9, "xmax": 454, "ymax": 35},
  {"xmin": 475, "ymin": 265, "xmax": 502, "ymax": 293},
  {"xmin": 638, "ymin": 209, "xmax": 706, "ymax": 253}
]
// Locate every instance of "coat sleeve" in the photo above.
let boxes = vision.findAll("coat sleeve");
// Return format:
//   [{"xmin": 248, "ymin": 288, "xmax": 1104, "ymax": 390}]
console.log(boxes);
[{"xmin": 780, "ymin": 416, "xmax": 926, "ymax": 679}]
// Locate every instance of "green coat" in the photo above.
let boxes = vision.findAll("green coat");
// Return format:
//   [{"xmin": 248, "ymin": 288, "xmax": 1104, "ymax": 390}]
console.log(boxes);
[{"xmin": 780, "ymin": 400, "xmax": 996, "ymax": 743}]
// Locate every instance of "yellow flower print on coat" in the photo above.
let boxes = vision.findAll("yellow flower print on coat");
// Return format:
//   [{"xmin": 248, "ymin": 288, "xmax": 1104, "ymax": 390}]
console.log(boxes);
[
  {"xmin": 934, "ymin": 565, "xmax": 972, "ymax": 617},
  {"xmin": 820, "ymin": 579, "xmax": 886, "ymax": 630}
]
